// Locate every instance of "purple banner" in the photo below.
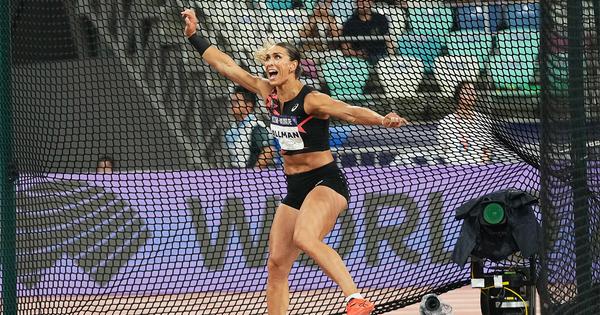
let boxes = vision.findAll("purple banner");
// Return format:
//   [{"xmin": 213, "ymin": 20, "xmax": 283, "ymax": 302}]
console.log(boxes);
[{"xmin": 6, "ymin": 163, "xmax": 538, "ymax": 296}]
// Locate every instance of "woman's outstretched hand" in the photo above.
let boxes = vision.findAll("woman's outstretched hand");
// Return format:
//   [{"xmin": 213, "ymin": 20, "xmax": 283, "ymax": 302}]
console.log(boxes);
[
  {"xmin": 382, "ymin": 113, "xmax": 408, "ymax": 128},
  {"xmin": 181, "ymin": 8, "xmax": 198, "ymax": 38}
]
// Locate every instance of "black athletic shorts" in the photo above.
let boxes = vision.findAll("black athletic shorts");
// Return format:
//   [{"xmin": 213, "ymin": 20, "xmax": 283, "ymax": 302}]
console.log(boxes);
[{"xmin": 282, "ymin": 162, "xmax": 350, "ymax": 210}]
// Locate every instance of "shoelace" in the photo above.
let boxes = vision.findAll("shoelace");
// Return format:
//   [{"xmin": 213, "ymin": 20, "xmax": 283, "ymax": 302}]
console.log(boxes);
[{"xmin": 348, "ymin": 300, "xmax": 371, "ymax": 308}]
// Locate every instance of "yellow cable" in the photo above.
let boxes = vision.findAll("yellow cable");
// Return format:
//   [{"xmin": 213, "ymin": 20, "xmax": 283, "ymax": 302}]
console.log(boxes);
[
  {"xmin": 503, "ymin": 287, "xmax": 529, "ymax": 315},
  {"xmin": 479, "ymin": 283, "xmax": 527, "ymax": 314}
]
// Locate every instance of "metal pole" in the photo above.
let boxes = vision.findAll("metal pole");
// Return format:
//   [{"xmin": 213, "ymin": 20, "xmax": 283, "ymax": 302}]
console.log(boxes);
[
  {"xmin": 0, "ymin": 0, "xmax": 17, "ymax": 312},
  {"xmin": 568, "ymin": 0, "xmax": 593, "ymax": 313},
  {"xmin": 538, "ymin": 0, "xmax": 555, "ymax": 313}
]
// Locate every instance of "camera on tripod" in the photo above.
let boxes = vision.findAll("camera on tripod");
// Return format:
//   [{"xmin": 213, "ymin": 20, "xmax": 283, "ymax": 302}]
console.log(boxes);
[{"xmin": 452, "ymin": 189, "xmax": 541, "ymax": 315}]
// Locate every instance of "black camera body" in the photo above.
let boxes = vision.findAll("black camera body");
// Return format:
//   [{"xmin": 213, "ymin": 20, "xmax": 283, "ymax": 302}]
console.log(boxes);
[{"xmin": 453, "ymin": 189, "xmax": 540, "ymax": 315}]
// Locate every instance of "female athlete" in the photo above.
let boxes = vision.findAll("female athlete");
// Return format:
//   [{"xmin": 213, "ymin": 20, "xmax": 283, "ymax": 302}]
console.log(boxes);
[{"xmin": 181, "ymin": 8, "xmax": 407, "ymax": 315}]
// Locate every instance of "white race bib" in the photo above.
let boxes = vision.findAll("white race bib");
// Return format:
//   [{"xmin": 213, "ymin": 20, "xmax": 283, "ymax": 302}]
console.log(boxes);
[{"xmin": 271, "ymin": 115, "xmax": 304, "ymax": 151}]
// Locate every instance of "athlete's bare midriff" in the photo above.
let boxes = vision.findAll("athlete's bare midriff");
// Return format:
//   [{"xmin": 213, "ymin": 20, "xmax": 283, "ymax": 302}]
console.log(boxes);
[{"xmin": 282, "ymin": 150, "xmax": 335, "ymax": 175}]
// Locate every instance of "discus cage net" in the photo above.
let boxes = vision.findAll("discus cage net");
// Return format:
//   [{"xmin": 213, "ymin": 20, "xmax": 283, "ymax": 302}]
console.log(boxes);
[{"xmin": 0, "ymin": 0, "xmax": 598, "ymax": 314}]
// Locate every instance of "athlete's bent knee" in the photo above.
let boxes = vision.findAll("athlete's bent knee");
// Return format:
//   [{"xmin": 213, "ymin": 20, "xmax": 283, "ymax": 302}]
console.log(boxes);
[
  {"xmin": 267, "ymin": 254, "xmax": 294, "ymax": 278},
  {"xmin": 292, "ymin": 231, "xmax": 317, "ymax": 254}
]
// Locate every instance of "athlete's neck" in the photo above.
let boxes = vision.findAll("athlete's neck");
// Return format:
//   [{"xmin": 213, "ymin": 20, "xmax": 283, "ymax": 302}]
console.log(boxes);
[{"xmin": 275, "ymin": 80, "xmax": 304, "ymax": 103}]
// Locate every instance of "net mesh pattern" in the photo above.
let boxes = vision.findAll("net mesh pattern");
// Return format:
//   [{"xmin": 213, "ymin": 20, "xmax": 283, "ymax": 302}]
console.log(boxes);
[{"xmin": 1, "ymin": 0, "xmax": 598, "ymax": 314}]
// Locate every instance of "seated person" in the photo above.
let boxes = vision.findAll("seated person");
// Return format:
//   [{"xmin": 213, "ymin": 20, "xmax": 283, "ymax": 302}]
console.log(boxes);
[
  {"xmin": 340, "ymin": 0, "xmax": 392, "ymax": 64},
  {"xmin": 299, "ymin": 0, "xmax": 341, "ymax": 51},
  {"xmin": 96, "ymin": 156, "xmax": 114, "ymax": 174},
  {"xmin": 436, "ymin": 81, "xmax": 518, "ymax": 165},
  {"xmin": 224, "ymin": 86, "xmax": 277, "ymax": 168}
]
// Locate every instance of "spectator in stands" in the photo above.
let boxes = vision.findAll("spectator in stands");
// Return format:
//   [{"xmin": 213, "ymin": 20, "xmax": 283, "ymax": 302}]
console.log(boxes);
[
  {"xmin": 96, "ymin": 156, "xmax": 114, "ymax": 174},
  {"xmin": 299, "ymin": 0, "xmax": 340, "ymax": 51},
  {"xmin": 436, "ymin": 81, "xmax": 493, "ymax": 165},
  {"xmin": 224, "ymin": 86, "xmax": 277, "ymax": 168},
  {"xmin": 340, "ymin": 0, "xmax": 392, "ymax": 64}
]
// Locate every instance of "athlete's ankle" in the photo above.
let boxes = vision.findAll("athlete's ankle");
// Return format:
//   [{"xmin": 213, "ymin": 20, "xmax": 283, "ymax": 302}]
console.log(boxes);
[{"xmin": 345, "ymin": 292, "xmax": 365, "ymax": 304}]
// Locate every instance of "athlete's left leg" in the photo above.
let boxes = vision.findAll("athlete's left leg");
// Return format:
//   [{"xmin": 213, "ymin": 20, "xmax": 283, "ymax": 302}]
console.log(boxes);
[{"xmin": 292, "ymin": 186, "xmax": 358, "ymax": 296}]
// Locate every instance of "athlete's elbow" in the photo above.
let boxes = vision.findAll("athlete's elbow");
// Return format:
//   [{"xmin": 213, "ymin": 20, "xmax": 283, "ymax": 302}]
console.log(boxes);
[
  {"xmin": 345, "ymin": 115, "xmax": 358, "ymax": 124},
  {"xmin": 344, "ymin": 108, "xmax": 362, "ymax": 124},
  {"xmin": 213, "ymin": 62, "xmax": 235, "ymax": 79}
]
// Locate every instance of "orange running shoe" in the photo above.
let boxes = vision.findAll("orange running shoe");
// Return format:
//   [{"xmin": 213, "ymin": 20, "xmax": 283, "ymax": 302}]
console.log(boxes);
[{"xmin": 346, "ymin": 298, "xmax": 375, "ymax": 315}]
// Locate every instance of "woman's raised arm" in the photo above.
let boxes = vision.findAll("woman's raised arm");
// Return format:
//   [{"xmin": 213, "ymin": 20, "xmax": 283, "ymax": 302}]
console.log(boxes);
[{"xmin": 181, "ymin": 8, "xmax": 271, "ymax": 98}]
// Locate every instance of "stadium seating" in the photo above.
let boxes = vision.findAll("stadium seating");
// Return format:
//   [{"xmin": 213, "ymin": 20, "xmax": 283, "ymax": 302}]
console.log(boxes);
[
  {"xmin": 320, "ymin": 56, "xmax": 371, "ymax": 99},
  {"xmin": 434, "ymin": 56, "xmax": 481, "ymax": 95},
  {"xmin": 434, "ymin": 29, "xmax": 494, "ymax": 94},
  {"xmin": 329, "ymin": 124, "xmax": 354, "ymax": 147},
  {"xmin": 303, "ymin": 0, "xmax": 316, "ymax": 10},
  {"xmin": 456, "ymin": 4, "xmax": 503, "ymax": 32},
  {"xmin": 488, "ymin": 55, "xmax": 539, "ymax": 90},
  {"xmin": 408, "ymin": 6, "xmax": 453, "ymax": 36},
  {"xmin": 488, "ymin": 27, "xmax": 540, "ymax": 90},
  {"xmin": 396, "ymin": 34, "xmax": 445, "ymax": 74},
  {"xmin": 300, "ymin": 59, "xmax": 323, "ymax": 90},
  {"xmin": 218, "ymin": 5, "xmax": 266, "ymax": 50},
  {"xmin": 446, "ymin": 29, "xmax": 494, "ymax": 59},
  {"xmin": 258, "ymin": 0, "xmax": 315, "ymax": 10},
  {"xmin": 262, "ymin": 0, "xmax": 295, "ymax": 9},
  {"xmin": 265, "ymin": 9, "xmax": 309, "ymax": 41},
  {"xmin": 303, "ymin": 48, "xmax": 346, "ymax": 61},
  {"xmin": 496, "ymin": 27, "xmax": 540, "ymax": 61},
  {"xmin": 331, "ymin": 0, "xmax": 356, "ymax": 26},
  {"xmin": 375, "ymin": 55, "xmax": 424, "ymax": 97},
  {"xmin": 506, "ymin": 2, "xmax": 541, "ymax": 30},
  {"xmin": 394, "ymin": 4, "xmax": 452, "ymax": 75}
]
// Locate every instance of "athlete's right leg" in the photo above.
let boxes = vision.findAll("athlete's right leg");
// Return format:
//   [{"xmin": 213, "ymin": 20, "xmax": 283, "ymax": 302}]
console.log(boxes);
[{"xmin": 267, "ymin": 203, "xmax": 302, "ymax": 315}]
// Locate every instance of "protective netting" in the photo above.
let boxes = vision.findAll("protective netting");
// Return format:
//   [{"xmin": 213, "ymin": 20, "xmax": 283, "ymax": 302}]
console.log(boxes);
[
  {"xmin": 0, "ymin": 0, "xmax": 598, "ymax": 314},
  {"xmin": 537, "ymin": 0, "xmax": 600, "ymax": 314}
]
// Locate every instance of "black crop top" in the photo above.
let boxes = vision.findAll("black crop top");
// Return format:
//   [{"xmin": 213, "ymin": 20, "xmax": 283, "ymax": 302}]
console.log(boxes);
[{"xmin": 266, "ymin": 85, "xmax": 330, "ymax": 155}]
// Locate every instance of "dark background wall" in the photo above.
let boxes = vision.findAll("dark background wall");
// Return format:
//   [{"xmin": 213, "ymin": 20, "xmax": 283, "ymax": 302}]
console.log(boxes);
[{"xmin": 12, "ymin": 58, "xmax": 191, "ymax": 173}]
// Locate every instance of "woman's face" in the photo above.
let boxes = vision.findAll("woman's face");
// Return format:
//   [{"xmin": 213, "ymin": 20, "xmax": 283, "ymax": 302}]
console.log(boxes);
[
  {"xmin": 230, "ymin": 92, "xmax": 253, "ymax": 120},
  {"xmin": 458, "ymin": 82, "xmax": 477, "ymax": 109},
  {"xmin": 263, "ymin": 45, "xmax": 298, "ymax": 86},
  {"xmin": 96, "ymin": 160, "xmax": 113, "ymax": 174}
]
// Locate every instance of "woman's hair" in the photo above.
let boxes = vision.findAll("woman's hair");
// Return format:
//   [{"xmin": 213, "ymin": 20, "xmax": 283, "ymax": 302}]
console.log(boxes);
[
  {"xmin": 254, "ymin": 40, "xmax": 303, "ymax": 78},
  {"xmin": 96, "ymin": 155, "xmax": 115, "ymax": 171},
  {"xmin": 97, "ymin": 155, "xmax": 114, "ymax": 165},
  {"xmin": 453, "ymin": 76, "xmax": 493, "ymax": 105},
  {"xmin": 453, "ymin": 80, "xmax": 490, "ymax": 105},
  {"xmin": 452, "ymin": 81, "xmax": 475, "ymax": 106}
]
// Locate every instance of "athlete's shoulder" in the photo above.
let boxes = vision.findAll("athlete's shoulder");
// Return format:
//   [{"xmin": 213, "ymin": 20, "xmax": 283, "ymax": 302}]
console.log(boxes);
[
  {"xmin": 304, "ymin": 88, "xmax": 328, "ymax": 103},
  {"xmin": 303, "ymin": 89, "xmax": 334, "ymax": 116}
]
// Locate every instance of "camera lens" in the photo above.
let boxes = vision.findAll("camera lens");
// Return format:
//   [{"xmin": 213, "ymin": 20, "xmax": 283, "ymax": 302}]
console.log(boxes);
[{"xmin": 425, "ymin": 295, "xmax": 440, "ymax": 311}]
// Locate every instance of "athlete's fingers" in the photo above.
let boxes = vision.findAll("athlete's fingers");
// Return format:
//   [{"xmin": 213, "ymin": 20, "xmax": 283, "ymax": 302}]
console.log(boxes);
[
  {"xmin": 180, "ymin": 9, "xmax": 196, "ymax": 21},
  {"xmin": 382, "ymin": 114, "xmax": 408, "ymax": 128}
]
